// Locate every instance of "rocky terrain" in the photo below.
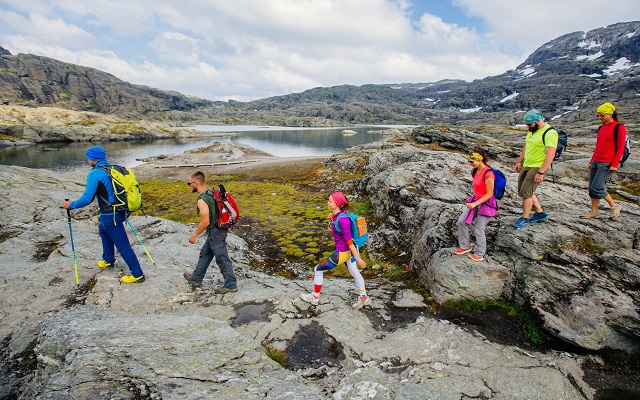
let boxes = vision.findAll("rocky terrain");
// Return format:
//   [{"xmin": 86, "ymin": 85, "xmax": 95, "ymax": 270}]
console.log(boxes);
[
  {"xmin": 1, "ymin": 125, "xmax": 639, "ymax": 398},
  {"xmin": 327, "ymin": 127, "xmax": 640, "ymax": 357},
  {"xmin": 0, "ymin": 104, "xmax": 233, "ymax": 148}
]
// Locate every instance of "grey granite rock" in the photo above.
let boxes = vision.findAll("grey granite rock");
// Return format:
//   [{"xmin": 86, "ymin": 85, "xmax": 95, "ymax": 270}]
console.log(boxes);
[
  {"xmin": 326, "ymin": 126, "xmax": 640, "ymax": 353},
  {"xmin": 0, "ymin": 163, "xmax": 594, "ymax": 399}
]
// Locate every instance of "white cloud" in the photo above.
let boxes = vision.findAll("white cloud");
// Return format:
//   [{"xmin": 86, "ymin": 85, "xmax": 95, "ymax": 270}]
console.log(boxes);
[
  {"xmin": 455, "ymin": 0, "xmax": 640, "ymax": 55},
  {"xmin": 151, "ymin": 32, "xmax": 200, "ymax": 65},
  {"xmin": 1, "ymin": 0, "xmax": 640, "ymax": 101},
  {"xmin": 0, "ymin": 10, "xmax": 99, "ymax": 51}
]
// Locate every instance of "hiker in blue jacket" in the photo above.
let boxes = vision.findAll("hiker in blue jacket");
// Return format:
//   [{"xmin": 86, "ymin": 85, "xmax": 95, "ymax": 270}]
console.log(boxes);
[{"xmin": 62, "ymin": 146, "xmax": 144, "ymax": 284}]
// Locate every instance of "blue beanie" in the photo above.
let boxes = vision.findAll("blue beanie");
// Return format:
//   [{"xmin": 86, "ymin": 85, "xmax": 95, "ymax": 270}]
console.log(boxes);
[
  {"xmin": 524, "ymin": 110, "xmax": 543, "ymax": 124},
  {"xmin": 85, "ymin": 146, "xmax": 107, "ymax": 161}
]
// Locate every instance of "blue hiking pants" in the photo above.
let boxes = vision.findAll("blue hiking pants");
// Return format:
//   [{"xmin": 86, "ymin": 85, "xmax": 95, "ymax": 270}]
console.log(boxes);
[{"xmin": 99, "ymin": 213, "xmax": 144, "ymax": 277}]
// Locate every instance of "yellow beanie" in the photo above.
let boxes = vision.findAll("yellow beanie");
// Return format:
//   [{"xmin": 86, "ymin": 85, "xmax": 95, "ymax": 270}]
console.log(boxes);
[{"xmin": 597, "ymin": 102, "xmax": 616, "ymax": 115}]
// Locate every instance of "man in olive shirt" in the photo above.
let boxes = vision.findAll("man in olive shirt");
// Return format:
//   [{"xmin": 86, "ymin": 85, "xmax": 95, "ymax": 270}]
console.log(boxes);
[
  {"xmin": 183, "ymin": 171, "xmax": 238, "ymax": 293},
  {"xmin": 513, "ymin": 110, "xmax": 558, "ymax": 229}
]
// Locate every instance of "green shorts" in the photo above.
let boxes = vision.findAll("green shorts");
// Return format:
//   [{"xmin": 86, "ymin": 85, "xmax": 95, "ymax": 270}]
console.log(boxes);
[{"xmin": 517, "ymin": 167, "xmax": 540, "ymax": 199}]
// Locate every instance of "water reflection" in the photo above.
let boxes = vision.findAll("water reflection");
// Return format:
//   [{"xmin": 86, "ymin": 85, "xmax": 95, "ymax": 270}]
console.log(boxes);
[
  {"xmin": 0, "ymin": 125, "xmax": 409, "ymax": 172},
  {"xmin": 0, "ymin": 138, "xmax": 217, "ymax": 173},
  {"xmin": 210, "ymin": 125, "xmax": 388, "ymax": 157}
]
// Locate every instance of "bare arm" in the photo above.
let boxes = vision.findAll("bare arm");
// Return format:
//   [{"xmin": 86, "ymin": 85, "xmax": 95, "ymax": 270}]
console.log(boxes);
[
  {"xmin": 189, "ymin": 198, "xmax": 210, "ymax": 244},
  {"xmin": 535, "ymin": 146, "xmax": 556, "ymax": 183},
  {"xmin": 467, "ymin": 178, "xmax": 495, "ymax": 208},
  {"xmin": 515, "ymin": 148, "xmax": 526, "ymax": 172}
]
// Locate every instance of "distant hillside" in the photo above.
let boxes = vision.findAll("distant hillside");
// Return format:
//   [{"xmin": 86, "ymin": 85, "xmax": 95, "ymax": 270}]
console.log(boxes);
[
  {"xmin": 212, "ymin": 21, "xmax": 640, "ymax": 128},
  {"xmin": 0, "ymin": 47, "xmax": 212, "ymax": 119},
  {"xmin": 1, "ymin": 20, "xmax": 640, "ymax": 128}
]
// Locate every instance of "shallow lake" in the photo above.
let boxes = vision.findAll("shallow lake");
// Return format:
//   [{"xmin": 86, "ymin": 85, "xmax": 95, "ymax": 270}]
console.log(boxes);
[{"xmin": 0, "ymin": 125, "xmax": 409, "ymax": 173}]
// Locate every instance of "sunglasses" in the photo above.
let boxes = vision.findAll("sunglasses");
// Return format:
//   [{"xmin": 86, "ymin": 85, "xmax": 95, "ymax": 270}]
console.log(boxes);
[
  {"xmin": 187, "ymin": 181, "xmax": 194, "ymax": 186},
  {"xmin": 526, "ymin": 122, "xmax": 537, "ymax": 127},
  {"xmin": 596, "ymin": 113, "xmax": 607, "ymax": 117}
]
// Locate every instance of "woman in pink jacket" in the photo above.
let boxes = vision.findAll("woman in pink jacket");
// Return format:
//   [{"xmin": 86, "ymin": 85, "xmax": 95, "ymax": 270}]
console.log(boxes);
[{"xmin": 455, "ymin": 149, "xmax": 497, "ymax": 262}]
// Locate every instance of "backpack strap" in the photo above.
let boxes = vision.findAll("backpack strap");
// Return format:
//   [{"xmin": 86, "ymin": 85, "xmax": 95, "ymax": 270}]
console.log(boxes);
[
  {"xmin": 94, "ymin": 164, "xmax": 115, "ymax": 211},
  {"xmin": 540, "ymin": 127, "xmax": 560, "ymax": 182},
  {"xmin": 199, "ymin": 189, "xmax": 217, "ymax": 230},
  {"xmin": 542, "ymin": 126, "xmax": 555, "ymax": 146},
  {"xmin": 613, "ymin": 123, "xmax": 622, "ymax": 152},
  {"xmin": 333, "ymin": 211, "xmax": 349, "ymax": 232},
  {"xmin": 481, "ymin": 166, "xmax": 494, "ymax": 181},
  {"xmin": 481, "ymin": 167, "xmax": 497, "ymax": 201}
]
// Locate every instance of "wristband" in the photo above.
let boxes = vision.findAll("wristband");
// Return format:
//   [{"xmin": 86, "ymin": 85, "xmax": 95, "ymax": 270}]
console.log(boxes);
[{"xmin": 537, "ymin": 172, "xmax": 544, "ymax": 175}]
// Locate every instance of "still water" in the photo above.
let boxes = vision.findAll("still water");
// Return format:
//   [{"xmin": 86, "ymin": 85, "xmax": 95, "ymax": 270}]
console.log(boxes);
[{"xmin": 0, "ymin": 125, "xmax": 407, "ymax": 173}]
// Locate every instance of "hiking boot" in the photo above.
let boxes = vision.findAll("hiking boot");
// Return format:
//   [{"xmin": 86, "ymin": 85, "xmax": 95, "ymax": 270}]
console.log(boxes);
[
  {"xmin": 183, "ymin": 272, "xmax": 202, "ymax": 288},
  {"xmin": 580, "ymin": 210, "xmax": 600, "ymax": 219},
  {"xmin": 97, "ymin": 260, "xmax": 113, "ymax": 268},
  {"xmin": 213, "ymin": 286, "xmax": 238, "ymax": 294},
  {"xmin": 352, "ymin": 296, "xmax": 372, "ymax": 310},
  {"xmin": 300, "ymin": 293, "xmax": 319, "ymax": 305},
  {"xmin": 512, "ymin": 217, "xmax": 529, "ymax": 229},
  {"xmin": 469, "ymin": 254, "xmax": 485, "ymax": 262},
  {"xmin": 121, "ymin": 275, "xmax": 145, "ymax": 284},
  {"xmin": 455, "ymin": 247, "xmax": 472, "ymax": 255},
  {"xmin": 528, "ymin": 212, "xmax": 549, "ymax": 223},
  {"xmin": 610, "ymin": 204, "xmax": 622, "ymax": 219}
]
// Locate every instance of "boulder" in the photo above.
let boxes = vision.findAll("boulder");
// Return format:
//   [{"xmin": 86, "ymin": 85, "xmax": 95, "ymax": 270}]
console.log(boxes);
[{"xmin": 421, "ymin": 249, "xmax": 510, "ymax": 303}]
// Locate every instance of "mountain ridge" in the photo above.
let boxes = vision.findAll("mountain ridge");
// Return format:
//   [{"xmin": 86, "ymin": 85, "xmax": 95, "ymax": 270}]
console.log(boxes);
[
  {"xmin": 0, "ymin": 48, "xmax": 213, "ymax": 119},
  {"xmin": 1, "ymin": 20, "xmax": 639, "ymax": 128}
]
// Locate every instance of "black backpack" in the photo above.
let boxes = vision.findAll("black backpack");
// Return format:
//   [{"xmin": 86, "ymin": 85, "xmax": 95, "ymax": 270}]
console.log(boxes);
[
  {"xmin": 607, "ymin": 123, "xmax": 630, "ymax": 167},
  {"xmin": 542, "ymin": 127, "xmax": 568, "ymax": 161}
]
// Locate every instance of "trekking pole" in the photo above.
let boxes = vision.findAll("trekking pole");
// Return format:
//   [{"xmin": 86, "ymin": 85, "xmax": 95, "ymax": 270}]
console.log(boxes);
[
  {"xmin": 64, "ymin": 199, "xmax": 80, "ymax": 288},
  {"xmin": 125, "ymin": 218, "xmax": 157, "ymax": 267}
]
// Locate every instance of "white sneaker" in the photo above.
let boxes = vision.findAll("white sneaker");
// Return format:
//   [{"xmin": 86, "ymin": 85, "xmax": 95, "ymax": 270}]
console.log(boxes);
[
  {"xmin": 610, "ymin": 204, "xmax": 622, "ymax": 219},
  {"xmin": 352, "ymin": 296, "xmax": 371, "ymax": 310},
  {"xmin": 300, "ymin": 293, "xmax": 319, "ymax": 305}
]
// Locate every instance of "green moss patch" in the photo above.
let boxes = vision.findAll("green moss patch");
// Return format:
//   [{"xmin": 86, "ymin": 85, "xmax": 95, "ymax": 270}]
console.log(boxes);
[{"xmin": 141, "ymin": 174, "xmax": 344, "ymax": 277}]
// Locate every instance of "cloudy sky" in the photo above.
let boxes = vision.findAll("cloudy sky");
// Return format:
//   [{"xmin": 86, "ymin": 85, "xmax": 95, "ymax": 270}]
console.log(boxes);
[{"xmin": 1, "ymin": 1, "xmax": 639, "ymax": 102}]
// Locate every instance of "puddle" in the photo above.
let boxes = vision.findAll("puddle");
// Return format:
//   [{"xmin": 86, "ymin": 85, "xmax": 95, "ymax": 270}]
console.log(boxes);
[
  {"xmin": 285, "ymin": 321, "xmax": 345, "ymax": 370},
  {"xmin": 367, "ymin": 304, "xmax": 429, "ymax": 332},
  {"xmin": 232, "ymin": 301, "xmax": 274, "ymax": 327}
]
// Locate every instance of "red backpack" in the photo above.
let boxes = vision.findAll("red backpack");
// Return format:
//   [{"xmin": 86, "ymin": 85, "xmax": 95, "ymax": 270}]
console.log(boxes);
[{"xmin": 212, "ymin": 184, "xmax": 240, "ymax": 229}]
